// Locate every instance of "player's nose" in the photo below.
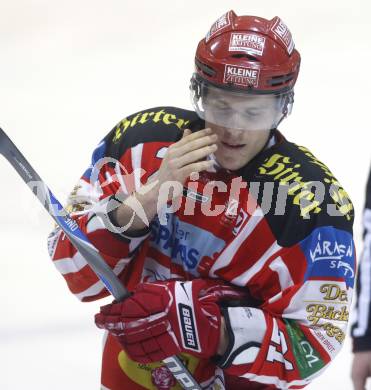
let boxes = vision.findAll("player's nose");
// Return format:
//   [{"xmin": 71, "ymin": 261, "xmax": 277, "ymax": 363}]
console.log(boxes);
[{"xmin": 223, "ymin": 128, "xmax": 244, "ymax": 141}]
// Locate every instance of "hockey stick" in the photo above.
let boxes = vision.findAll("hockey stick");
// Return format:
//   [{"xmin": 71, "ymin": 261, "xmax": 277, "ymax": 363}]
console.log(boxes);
[{"xmin": 0, "ymin": 127, "xmax": 202, "ymax": 390}]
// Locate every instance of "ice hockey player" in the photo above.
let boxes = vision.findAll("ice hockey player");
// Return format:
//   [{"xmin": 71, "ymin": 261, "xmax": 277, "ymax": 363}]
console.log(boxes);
[
  {"xmin": 351, "ymin": 167, "xmax": 371, "ymax": 390},
  {"xmin": 48, "ymin": 10, "xmax": 355, "ymax": 389}
]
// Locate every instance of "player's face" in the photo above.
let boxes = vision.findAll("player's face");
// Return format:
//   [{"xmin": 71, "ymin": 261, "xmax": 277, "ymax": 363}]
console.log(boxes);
[
  {"xmin": 204, "ymin": 89, "xmax": 278, "ymax": 170},
  {"xmin": 206, "ymin": 123, "xmax": 271, "ymax": 170}
]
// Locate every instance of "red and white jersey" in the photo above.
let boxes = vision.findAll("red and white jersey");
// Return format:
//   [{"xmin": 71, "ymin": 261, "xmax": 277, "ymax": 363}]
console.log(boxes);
[{"xmin": 48, "ymin": 107, "xmax": 355, "ymax": 389}]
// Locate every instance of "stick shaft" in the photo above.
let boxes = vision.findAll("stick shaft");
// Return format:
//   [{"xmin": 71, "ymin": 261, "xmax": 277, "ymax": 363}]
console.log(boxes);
[{"xmin": 0, "ymin": 127, "xmax": 201, "ymax": 390}]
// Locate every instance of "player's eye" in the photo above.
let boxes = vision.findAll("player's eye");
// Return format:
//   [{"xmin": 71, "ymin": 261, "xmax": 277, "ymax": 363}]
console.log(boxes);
[
  {"xmin": 213, "ymin": 101, "xmax": 230, "ymax": 110},
  {"xmin": 244, "ymin": 110, "xmax": 261, "ymax": 117}
]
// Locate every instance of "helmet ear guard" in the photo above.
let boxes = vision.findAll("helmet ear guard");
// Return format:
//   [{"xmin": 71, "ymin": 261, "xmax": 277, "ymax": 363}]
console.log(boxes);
[
  {"xmin": 274, "ymin": 91, "xmax": 294, "ymax": 129},
  {"xmin": 278, "ymin": 90, "xmax": 294, "ymax": 118}
]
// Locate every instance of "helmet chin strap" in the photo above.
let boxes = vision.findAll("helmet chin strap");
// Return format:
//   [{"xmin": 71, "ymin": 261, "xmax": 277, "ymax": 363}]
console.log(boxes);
[{"xmin": 275, "ymin": 90, "xmax": 294, "ymax": 129}]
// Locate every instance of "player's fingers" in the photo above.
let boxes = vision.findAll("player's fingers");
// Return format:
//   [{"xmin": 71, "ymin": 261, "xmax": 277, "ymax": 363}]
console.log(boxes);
[
  {"xmin": 181, "ymin": 128, "xmax": 192, "ymax": 139},
  {"xmin": 169, "ymin": 133, "xmax": 217, "ymax": 163},
  {"xmin": 175, "ymin": 143, "xmax": 217, "ymax": 168},
  {"xmin": 167, "ymin": 132, "xmax": 217, "ymax": 162},
  {"xmin": 180, "ymin": 159, "xmax": 215, "ymax": 177},
  {"xmin": 177, "ymin": 132, "xmax": 217, "ymax": 156},
  {"xmin": 175, "ymin": 128, "xmax": 213, "ymax": 147}
]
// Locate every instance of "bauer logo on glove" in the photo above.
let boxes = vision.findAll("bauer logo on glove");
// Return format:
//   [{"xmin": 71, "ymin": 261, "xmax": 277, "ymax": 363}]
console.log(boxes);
[{"xmin": 95, "ymin": 278, "xmax": 249, "ymax": 364}]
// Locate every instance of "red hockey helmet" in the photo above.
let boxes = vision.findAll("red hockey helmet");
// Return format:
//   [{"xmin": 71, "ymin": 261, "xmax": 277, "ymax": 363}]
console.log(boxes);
[{"xmin": 190, "ymin": 11, "xmax": 301, "ymax": 130}]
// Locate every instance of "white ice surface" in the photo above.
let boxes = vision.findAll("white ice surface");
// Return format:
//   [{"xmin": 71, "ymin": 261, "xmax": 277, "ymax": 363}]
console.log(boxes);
[{"xmin": 0, "ymin": 228, "xmax": 105, "ymax": 389}]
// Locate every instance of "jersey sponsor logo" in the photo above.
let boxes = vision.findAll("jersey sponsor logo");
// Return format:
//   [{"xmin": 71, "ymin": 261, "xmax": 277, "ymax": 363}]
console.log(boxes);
[
  {"xmin": 309, "ymin": 236, "xmax": 354, "ymax": 274},
  {"xmin": 297, "ymin": 282, "xmax": 348, "ymax": 355},
  {"xmin": 229, "ymin": 33, "xmax": 266, "ymax": 56},
  {"xmin": 312, "ymin": 328, "xmax": 337, "ymax": 354},
  {"xmin": 112, "ymin": 109, "xmax": 190, "ymax": 143},
  {"xmin": 178, "ymin": 303, "xmax": 199, "ymax": 351},
  {"xmin": 271, "ymin": 18, "xmax": 294, "ymax": 54},
  {"xmin": 315, "ymin": 322, "xmax": 346, "ymax": 344},
  {"xmin": 301, "ymin": 227, "xmax": 355, "ymax": 288},
  {"xmin": 306, "ymin": 283, "xmax": 349, "ymax": 332},
  {"xmin": 298, "ymin": 146, "xmax": 354, "ymax": 221},
  {"xmin": 320, "ymin": 283, "xmax": 348, "ymax": 302},
  {"xmin": 206, "ymin": 11, "xmax": 231, "ymax": 42},
  {"xmin": 306, "ymin": 304, "xmax": 349, "ymax": 326},
  {"xmin": 150, "ymin": 220, "xmax": 200, "ymax": 269},
  {"xmin": 223, "ymin": 64, "xmax": 260, "ymax": 88},
  {"xmin": 117, "ymin": 349, "xmax": 190, "ymax": 389},
  {"xmin": 300, "ymin": 341, "xmax": 321, "ymax": 369},
  {"xmin": 285, "ymin": 320, "xmax": 325, "ymax": 377},
  {"xmin": 257, "ymin": 150, "xmax": 354, "ymax": 221},
  {"xmin": 232, "ymin": 208, "xmax": 248, "ymax": 236},
  {"xmin": 149, "ymin": 214, "xmax": 225, "ymax": 274},
  {"xmin": 220, "ymin": 198, "xmax": 239, "ymax": 228},
  {"xmin": 258, "ymin": 153, "xmax": 322, "ymax": 219},
  {"xmin": 151, "ymin": 366, "xmax": 176, "ymax": 389},
  {"xmin": 225, "ymin": 198, "xmax": 239, "ymax": 217}
]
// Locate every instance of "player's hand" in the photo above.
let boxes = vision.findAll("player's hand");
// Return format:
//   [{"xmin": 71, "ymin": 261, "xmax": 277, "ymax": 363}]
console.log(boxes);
[
  {"xmin": 112, "ymin": 128, "xmax": 217, "ymax": 230},
  {"xmin": 156, "ymin": 128, "xmax": 217, "ymax": 196},
  {"xmin": 95, "ymin": 279, "xmax": 247, "ymax": 363},
  {"xmin": 351, "ymin": 351, "xmax": 371, "ymax": 390}
]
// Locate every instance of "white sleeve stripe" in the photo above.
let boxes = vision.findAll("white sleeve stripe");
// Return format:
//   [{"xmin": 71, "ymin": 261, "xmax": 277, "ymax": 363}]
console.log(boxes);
[
  {"xmin": 54, "ymin": 252, "xmax": 131, "ymax": 276},
  {"xmin": 240, "ymin": 372, "xmax": 311, "ymax": 389},
  {"xmin": 269, "ymin": 256, "xmax": 295, "ymax": 289},
  {"xmin": 74, "ymin": 257, "xmax": 130, "ymax": 300},
  {"xmin": 231, "ymin": 241, "xmax": 281, "ymax": 285},
  {"xmin": 75, "ymin": 279, "xmax": 105, "ymax": 300},
  {"xmin": 209, "ymin": 207, "xmax": 264, "ymax": 276},
  {"xmin": 53, "ymin": 252, "xmax": 88, "ymax": 275}
]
